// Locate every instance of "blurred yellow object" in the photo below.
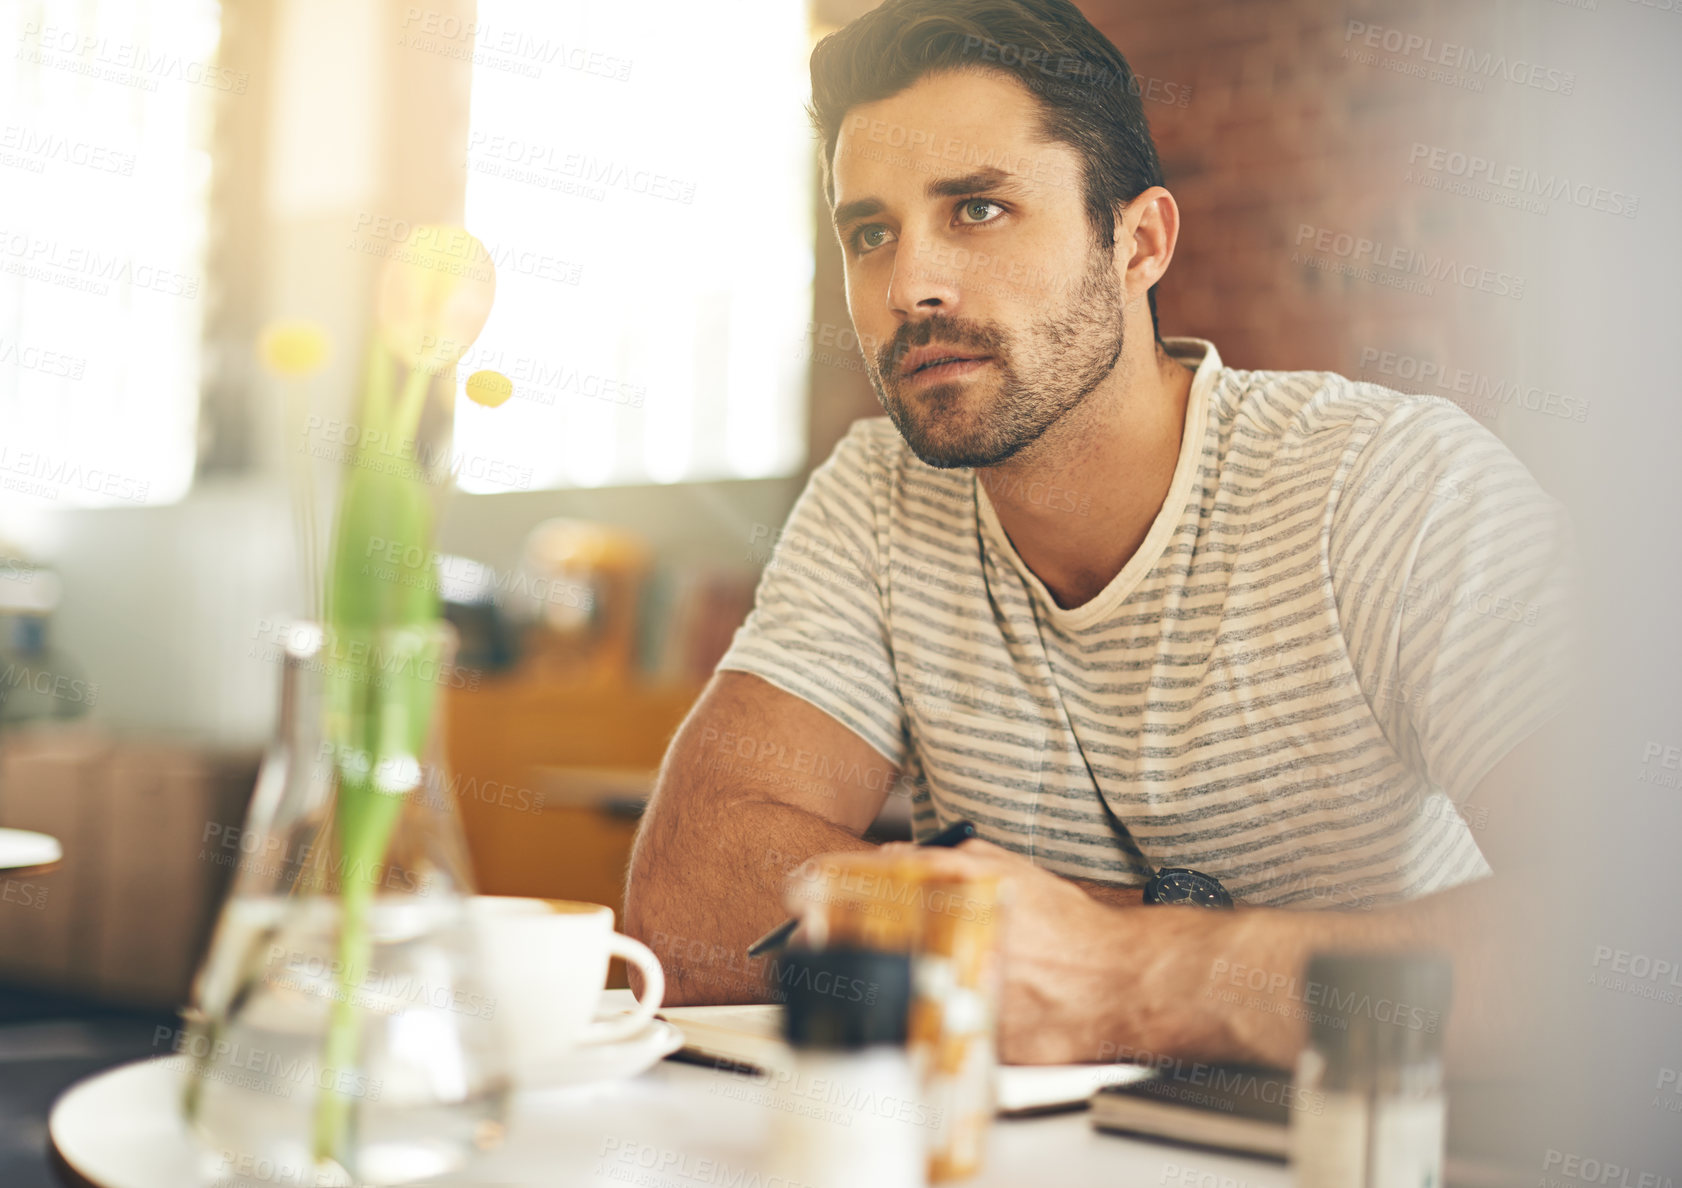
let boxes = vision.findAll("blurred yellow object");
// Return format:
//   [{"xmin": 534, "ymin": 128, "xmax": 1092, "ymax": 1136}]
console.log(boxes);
[
  {"xmin": 256, "ymin": 321, "xmax": 329, "ymax": 377},
  {"xmin": 375, "ymin": 225, "xmax": 496, "ymax": 375},
  {"xmin": 465, "ymin": 369, "xmax": 514, "ymax": 407},
  {"xmin": 520, "ymin": 519, "xmax": 652, "ymax": 681}
]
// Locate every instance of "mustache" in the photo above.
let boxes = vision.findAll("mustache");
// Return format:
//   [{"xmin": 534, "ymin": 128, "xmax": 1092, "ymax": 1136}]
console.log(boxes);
[{"xmin": 877, "ymin": 317, "xmax": 1007, "ymax": 378}]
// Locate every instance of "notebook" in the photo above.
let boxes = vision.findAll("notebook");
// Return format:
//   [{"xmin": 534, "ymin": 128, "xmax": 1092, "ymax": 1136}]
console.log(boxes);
[
  {"xmin": 656, "ymin": 1004, "xmax": 1153, "ymax": 1114},
  {"xmin": 1089, "ymin": 1064, "xmax": 1298, "ymax": 1160}
]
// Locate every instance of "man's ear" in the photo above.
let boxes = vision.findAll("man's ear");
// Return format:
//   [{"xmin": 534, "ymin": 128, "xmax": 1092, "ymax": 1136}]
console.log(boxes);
[{"xmin": 1116, "ymin": 186, "xmax": 1180, "ymax": 306}]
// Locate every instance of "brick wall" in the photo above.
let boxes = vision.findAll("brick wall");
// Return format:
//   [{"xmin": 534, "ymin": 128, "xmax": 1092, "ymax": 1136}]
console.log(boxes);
[{"xmin": 1086, "ymin": 0, "xmax": 1542, "ymax": 381}]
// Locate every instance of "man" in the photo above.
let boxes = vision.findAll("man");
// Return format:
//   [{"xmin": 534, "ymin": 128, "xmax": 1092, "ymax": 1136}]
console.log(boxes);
[{"xmin": 624, "ymin": 0, "xmax": 1576, "ymax": 1068}]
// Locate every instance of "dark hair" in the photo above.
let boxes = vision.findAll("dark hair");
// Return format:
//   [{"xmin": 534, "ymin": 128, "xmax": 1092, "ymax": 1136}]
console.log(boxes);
[{"xmin": 809, "ymin": 0, "xmax": 1168, "ymax": 343}]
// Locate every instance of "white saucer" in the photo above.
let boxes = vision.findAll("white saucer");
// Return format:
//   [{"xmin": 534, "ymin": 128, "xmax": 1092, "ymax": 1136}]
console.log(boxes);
[
  {"xmin": 514, "ymin": 1018, "xmax": 684, "ymax": 1091},
  {"xmin": 0, "ymin": 827, "xmax": 61, "ymax": 872}
]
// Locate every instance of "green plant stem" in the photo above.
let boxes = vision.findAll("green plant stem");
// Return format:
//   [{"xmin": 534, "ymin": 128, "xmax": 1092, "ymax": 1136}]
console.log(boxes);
[
  {"xmin": 310, "ymin": 337, "xmax": 442, "ymax": 1168},
  {"xmin": 313, "ymin": 871, "xmax": 370, "ymax": 1161},
  {"xmin": 389, "ymin": 364, "xmax": 434, "ymax": 450}
]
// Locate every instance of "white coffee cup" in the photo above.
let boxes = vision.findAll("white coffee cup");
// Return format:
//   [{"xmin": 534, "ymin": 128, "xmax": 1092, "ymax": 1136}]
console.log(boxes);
[{"xmin": 469, "ymin": 896, "xmax": 664, "ymax": 1081}]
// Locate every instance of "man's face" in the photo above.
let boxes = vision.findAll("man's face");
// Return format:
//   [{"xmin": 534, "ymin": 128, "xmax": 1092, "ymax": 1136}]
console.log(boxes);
[{"xmin": 830, "ymin": 69, "xmax": 1127, "ymax": 469}]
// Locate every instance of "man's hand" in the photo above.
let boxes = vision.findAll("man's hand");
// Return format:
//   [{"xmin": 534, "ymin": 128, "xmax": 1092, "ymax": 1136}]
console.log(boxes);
[{"xmin": 877, "ymin": 839, "xmax": 1175, "ymax": 1064}]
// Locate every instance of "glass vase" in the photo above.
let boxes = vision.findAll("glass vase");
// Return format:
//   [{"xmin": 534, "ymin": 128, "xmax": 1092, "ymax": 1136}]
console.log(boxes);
[{"xmin": 180, "ymin": 620, "xmax": 509, "ymax": 1187}]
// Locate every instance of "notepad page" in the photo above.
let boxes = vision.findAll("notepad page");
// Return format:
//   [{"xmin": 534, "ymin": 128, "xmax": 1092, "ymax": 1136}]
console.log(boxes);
[{"xmin": 658, "ymin": 1003, "xmax": 1153, "ymax": 1113}]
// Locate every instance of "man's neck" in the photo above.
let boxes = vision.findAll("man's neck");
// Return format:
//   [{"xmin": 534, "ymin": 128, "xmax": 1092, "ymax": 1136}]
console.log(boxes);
[{"xmin": 976, "ymin": 341, "xmax": 1195, "ymax": 611}]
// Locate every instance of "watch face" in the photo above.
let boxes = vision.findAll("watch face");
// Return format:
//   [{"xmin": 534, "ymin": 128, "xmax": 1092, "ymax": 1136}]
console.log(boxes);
[{"xmin": 1146, "ymin": 867, "xmax": 1234, "ymax": 909}]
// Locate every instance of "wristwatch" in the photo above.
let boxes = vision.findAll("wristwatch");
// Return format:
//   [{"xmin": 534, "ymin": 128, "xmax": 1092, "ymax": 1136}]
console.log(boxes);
[{"xmin": 1142, "ymin": 866, "xmax": 1234, "ymax": 909}]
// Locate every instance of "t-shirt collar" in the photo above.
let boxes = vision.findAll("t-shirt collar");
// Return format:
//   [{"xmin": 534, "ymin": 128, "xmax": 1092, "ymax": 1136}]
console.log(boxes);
[{"xmin": 974, "ymin": 337, "xmax": 1223, "ymax": 631}]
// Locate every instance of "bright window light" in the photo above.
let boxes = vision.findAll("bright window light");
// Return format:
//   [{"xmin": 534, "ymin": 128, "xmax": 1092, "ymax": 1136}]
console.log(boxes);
[
  {"xmin": 0, "ymin": 0, "xmax": 221, "ymax": 509},
  {"xmin": 454, "ymin": 0, "xmax": 813, "ymax": 492}
]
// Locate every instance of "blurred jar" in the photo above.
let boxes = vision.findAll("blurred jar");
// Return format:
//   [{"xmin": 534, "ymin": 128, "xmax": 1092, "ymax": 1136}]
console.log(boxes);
[
  {"xmin": 1292, "ymin": 951, "xmax": 1452, "ymax": 1188},
  {"xmin": 0, "ymin": 564, "xmax": 91, "ymax": 725},
  {"xmin": 767, "ymin": 946, "xmax": 925, "ymax": 1188},
  {"xmin": 513, "ymin": 520, "xmax": 649, "ymax": 681},
  {"xmin": 784, "ymin": 851, "xmax": 1004, "ymax": 1182},
  {"xmin": 0, "ymin": 615, "xmax": 92, "ymax": 724}
]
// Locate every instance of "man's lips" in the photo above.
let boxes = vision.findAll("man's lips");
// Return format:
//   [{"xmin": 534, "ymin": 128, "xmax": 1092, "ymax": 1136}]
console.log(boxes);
[{"xmin": 899, "ymin": 346, "xmax": 993, "ymax": 380}]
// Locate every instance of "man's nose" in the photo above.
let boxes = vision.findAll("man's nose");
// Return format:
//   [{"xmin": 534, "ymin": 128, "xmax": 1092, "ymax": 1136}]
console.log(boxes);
[{"xmin": 886, "ymin": 235, "xmax": 962, "ymax": 320}]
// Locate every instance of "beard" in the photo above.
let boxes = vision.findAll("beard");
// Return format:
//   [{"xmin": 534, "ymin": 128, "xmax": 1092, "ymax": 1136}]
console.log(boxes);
[{"xmin": 865, "ymin": 243, "xmax": 1127, "ymax": 469}]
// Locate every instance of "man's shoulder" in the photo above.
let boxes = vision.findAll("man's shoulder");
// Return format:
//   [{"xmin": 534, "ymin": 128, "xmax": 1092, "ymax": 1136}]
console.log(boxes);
[{"xmin": 1214, "ymin": 363, "xmax": 1476, "ymax": 448}]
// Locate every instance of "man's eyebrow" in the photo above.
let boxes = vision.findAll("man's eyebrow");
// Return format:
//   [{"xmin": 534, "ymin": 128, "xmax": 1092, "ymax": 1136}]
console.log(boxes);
[
  {"xmin": 832, "ymin": 167, "xmax": 1029, "ymax": 229},
  {"xmin": 926, "ymin": 167, "xmax": 1023, "ymax": 199},
  {"xmin": 831, "ymin": 196, "xmax": 883, "ymax": 230}
]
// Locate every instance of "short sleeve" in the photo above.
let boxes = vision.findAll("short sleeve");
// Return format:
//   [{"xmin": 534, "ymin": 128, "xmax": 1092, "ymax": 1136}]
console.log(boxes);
[
  {"xmin": 1328, "ymin": 398, "xmax": 1580, "ymax": 802},
  {"xmin": 715, "ymin": 422, "xmax": 908, "ymax": 767}
]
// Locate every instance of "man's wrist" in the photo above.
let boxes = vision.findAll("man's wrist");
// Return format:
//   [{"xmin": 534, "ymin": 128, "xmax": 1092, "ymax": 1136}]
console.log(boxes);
[
  {"xmin": 1084, "ymin": 899, "xmax": 1272, "ymax": 1066},
  {"xmin": 1192, "ymin": 906, "xmax": 1294, "ymax": 1064},
  {"xmin": 1070, "ymin": 877, "xmax": 1146, "ymax": 908}
]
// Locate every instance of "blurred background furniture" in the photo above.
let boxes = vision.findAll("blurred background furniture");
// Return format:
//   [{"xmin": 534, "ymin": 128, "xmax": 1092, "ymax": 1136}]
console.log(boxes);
[
  {"xmin": 0, "ymin": 726, "xmax": 258, "ymax": 1012},
  {"xmin": 446, "ymin": 673, "xmax": 698, "ymax": 909}
]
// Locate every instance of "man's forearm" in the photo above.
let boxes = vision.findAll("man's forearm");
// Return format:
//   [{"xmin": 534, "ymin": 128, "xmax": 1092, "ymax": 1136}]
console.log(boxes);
[
  {"xmin": 1099, "ymin": 878, "xmax": 1525, "ymax": 1071},
  {"xmin": 623, "ymin": 796, "xmax": 871, "ymax": 1004}
]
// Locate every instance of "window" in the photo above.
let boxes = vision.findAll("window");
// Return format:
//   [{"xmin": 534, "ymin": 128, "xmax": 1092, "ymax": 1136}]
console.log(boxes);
[
  {"xmin": 0, "ymin": 0, "xmax": 223, "ymax": 508},
  {"xmin": 452, "ymin": 0, "xmax": 813, "ymax": 492}
]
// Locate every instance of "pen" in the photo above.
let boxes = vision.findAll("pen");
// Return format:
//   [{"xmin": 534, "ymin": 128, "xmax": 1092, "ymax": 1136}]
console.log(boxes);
[{"xmin": 745, "ymin": 819, "xmax": 978, "ymax": 957}]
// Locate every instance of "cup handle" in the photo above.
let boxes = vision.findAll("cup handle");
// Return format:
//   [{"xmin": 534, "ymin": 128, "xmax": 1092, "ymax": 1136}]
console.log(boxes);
[{"xmin": 582, "ymin": 932, "xmax": 665, "ymax": 1045}]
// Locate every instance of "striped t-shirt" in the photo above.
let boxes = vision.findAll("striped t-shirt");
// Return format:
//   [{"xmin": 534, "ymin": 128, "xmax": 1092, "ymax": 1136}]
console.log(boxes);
[{"xmin": 718, "ymin": 338, "xmax": 1575, "ymax": 908}]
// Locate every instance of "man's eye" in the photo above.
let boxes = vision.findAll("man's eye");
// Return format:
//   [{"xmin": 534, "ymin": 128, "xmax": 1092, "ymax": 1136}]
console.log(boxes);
[
  {"xmin": 851, "ymin": 224, "xmax": 892, "ymax": 254},
  {"xmin": 957, "ymin": 199, "xmax": 1003, "ymax": 225}
]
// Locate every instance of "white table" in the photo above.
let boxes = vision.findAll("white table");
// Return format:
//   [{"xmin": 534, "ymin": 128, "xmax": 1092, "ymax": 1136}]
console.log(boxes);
[
  {"xmin": 50, "ymin": 1055, "xmax": 1289, "ymax": 1188},
  {"xmin": 0, "ymin": 826, "xmax": 61, "ymax": 875},
  {"xmin": 49, "ymin": 994, "xmax": 1291, "ymax": 1188}
]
